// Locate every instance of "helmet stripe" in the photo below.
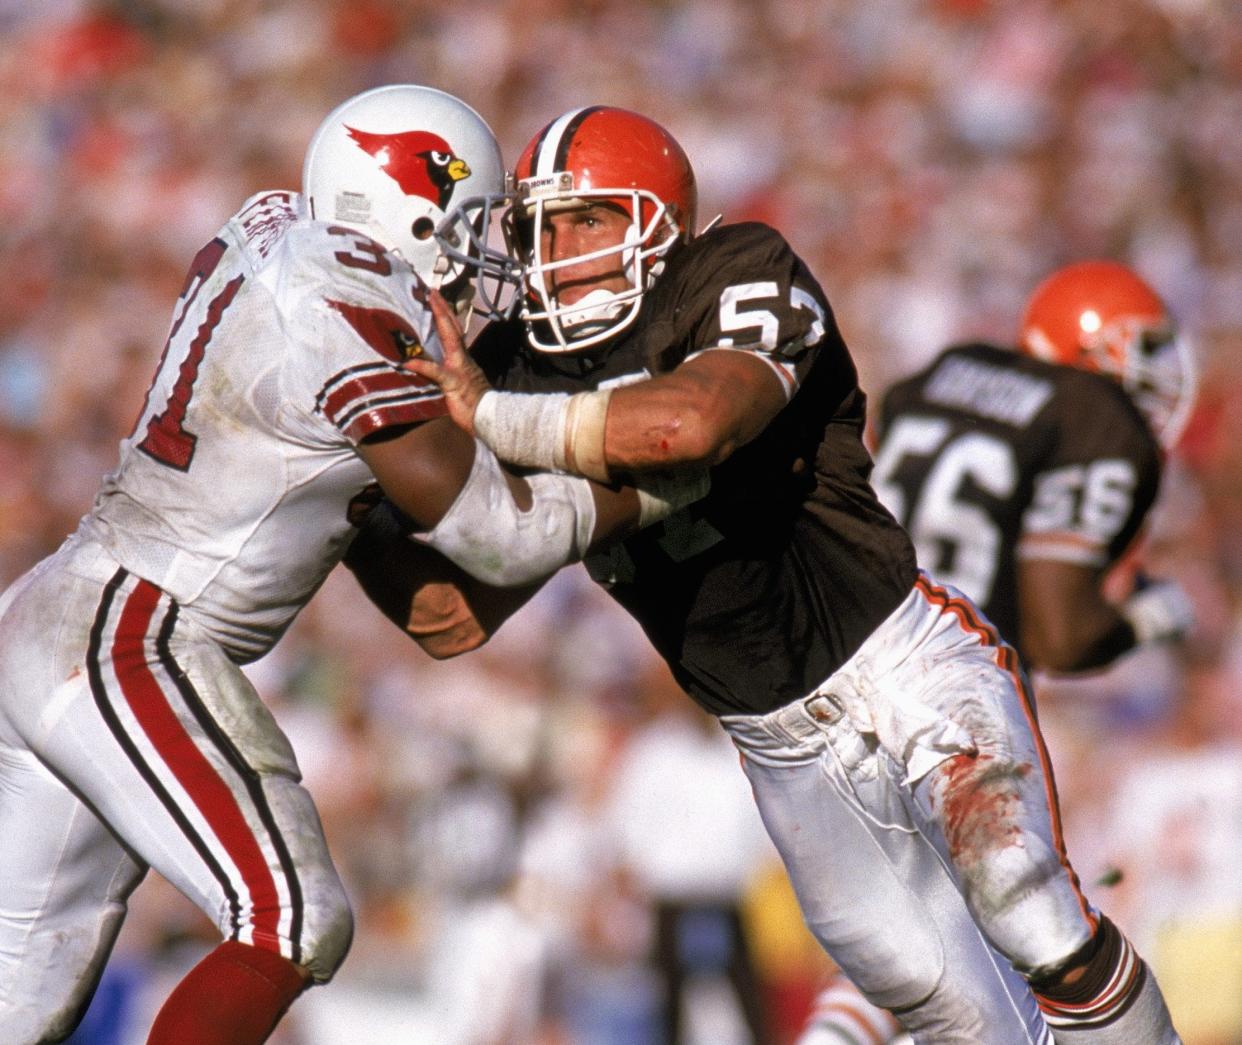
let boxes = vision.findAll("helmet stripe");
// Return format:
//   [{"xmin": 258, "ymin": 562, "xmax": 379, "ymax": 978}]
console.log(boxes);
[
  {"xmin": 532, "ymin": 106, "xmax": 605, "ymax": 177},
  {"xmin": 530, "ymin": 110, "xmax": 580, "ymax": 176}
]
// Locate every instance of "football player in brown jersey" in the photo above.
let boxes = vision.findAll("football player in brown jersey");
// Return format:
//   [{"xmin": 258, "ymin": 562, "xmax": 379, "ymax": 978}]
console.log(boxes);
[
  {"xmin": 408, "ymin": 107, "xmax": 1181, "ymax": 1042},
  {"xmin": 873, "ymin": 260, "xmax": 1195, "ymax": 674}
]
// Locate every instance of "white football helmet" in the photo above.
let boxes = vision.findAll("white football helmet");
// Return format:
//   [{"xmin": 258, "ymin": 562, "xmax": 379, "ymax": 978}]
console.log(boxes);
[{"xmin": 302, "ymin": 84, "xmax": 515, "ymax": 318}]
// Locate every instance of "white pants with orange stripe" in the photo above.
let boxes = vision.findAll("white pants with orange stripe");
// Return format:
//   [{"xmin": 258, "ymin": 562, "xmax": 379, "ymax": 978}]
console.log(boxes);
[
  {"xmin": 720, "ymin": 571, "xmax": 1103, "ymax": 1043},
  {"xmin": 0, "ymin": 537, "xmax": 352, "ymax": 1043}
]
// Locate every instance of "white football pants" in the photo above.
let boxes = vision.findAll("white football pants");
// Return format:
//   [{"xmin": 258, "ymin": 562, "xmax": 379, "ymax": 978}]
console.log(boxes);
[
  {"xmin": 720, "ymin": 572, "xmax": 1104, "ymax": 1043},
  {"xmin": 0, "ymin": 536, "xmax": 352, "ymax": 1043}
]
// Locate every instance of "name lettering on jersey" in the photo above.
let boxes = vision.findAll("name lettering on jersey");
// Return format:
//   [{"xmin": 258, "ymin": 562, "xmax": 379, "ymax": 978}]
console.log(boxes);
[
  {"xmin": 237, "ymin": 192, "xmax": 296, "ymax": 259},
  {"xmin": 925, "ymin": 357, "xmax": 1053, "ymax": 428},
  {"xmin": 326, "ymin": 300, "xmax": 425, "ymax": 363}
]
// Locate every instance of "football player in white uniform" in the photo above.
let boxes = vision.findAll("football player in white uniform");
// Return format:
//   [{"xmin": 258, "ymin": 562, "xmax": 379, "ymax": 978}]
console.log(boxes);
[
  {"xmin": 408, "ymin": 106, "xmax": 1181, "ymax": 1043},
  {"xmin": 0, "ymin": 85, "xmax": 672, "ymax": 1045}
]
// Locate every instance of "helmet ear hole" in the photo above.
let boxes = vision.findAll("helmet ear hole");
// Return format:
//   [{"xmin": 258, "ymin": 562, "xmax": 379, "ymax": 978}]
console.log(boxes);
[{"xmin": 411, "ymin": 217, "xmax": 436, "ymax": 241}]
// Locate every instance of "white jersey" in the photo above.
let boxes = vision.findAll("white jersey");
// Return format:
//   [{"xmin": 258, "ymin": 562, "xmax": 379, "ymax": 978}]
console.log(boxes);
[{"xmin": 80, "ymin": 190, "xmax": 445, "ymax": 662}]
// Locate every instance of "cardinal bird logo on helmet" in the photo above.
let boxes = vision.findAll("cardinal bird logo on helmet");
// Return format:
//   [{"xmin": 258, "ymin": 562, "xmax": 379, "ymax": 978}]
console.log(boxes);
[{"xmin": 345, "ymin": 126, "xmax": 471, "ymax": 209}]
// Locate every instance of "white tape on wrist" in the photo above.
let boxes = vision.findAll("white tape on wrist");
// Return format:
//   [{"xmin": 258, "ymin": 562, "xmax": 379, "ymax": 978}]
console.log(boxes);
[
  {"xmin": 556, "ymin": 389, "xmax": 612, "ymax": 483},
  {"xmin": 473, "ymin": 389, "xmax": 568, "ymax": 472},
  {"xmin": 423, "ymin": 440, "xmax": 597, "ymax": 586},
  {"xmin": 473, "ymin": 387, "xmax": 613, "ymax": 482}
]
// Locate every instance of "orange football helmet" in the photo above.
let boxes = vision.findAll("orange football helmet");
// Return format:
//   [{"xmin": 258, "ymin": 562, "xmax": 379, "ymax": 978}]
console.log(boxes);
[
  {"xmin": 1019, "ymin": 260, "xmax": 1196, "ymax": 448},
  {"xmin": 505, "ymin": 106, "xmax": 698, "ymax": 352}
]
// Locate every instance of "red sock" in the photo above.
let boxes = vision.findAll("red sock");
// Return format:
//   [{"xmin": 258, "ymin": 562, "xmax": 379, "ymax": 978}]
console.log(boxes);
[{"xmin": 147, "ymin": 940, "xmax": 308, "ymax": 1045}]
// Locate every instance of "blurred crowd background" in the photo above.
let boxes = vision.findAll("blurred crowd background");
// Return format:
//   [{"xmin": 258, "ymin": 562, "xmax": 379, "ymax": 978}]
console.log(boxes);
[{"xmin": 3, "ymin": 0, "xmax": 1242, "ymax": 1042}]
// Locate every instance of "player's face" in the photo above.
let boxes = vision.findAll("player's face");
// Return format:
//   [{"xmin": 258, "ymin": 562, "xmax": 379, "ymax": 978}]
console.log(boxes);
[{"xmin": 536, "ymin": 202, "xmax": 632, "ymax": 306}]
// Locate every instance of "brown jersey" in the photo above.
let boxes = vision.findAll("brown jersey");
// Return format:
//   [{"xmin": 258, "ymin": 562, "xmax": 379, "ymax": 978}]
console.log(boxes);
[
  {"xmin": 472, "ymin": 222, "xmax": 917, "ymax": 715},
  {"xmin": 872, "ymin": 341, "xmax": 1162, "ymax": 655}
]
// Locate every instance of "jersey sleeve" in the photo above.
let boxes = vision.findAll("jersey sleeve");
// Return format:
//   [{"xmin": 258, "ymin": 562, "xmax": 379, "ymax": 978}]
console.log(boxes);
[
  {"xmin": 278, "ymin": 223, "xmax": 447, "ymax": 446},
  {"xmin": 1018, "ymin": 374, "xmax": 1161, "ymax": 569},
  {"xmin": 674, "ymin": 223, "xmax": 834, "ymax": 399}
]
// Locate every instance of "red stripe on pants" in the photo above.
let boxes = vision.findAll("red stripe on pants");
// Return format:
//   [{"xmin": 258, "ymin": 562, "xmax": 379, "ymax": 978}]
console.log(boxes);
[{"xmin": 111, "ymin": 579, "xmax": 284, "ymax": 952}]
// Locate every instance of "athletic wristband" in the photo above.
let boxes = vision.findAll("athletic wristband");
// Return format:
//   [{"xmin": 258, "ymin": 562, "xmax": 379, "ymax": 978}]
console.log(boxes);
[
  {"xmin": 557, "ymin": 388, "xmax": 612, "ymax": 483},
  {"xmin": 473, "ymin": 388, "xmax": 613, "ymax": 483},
  {"xmin": 473, "ymin": 389, "xmax": 568, "ymax": 472}
]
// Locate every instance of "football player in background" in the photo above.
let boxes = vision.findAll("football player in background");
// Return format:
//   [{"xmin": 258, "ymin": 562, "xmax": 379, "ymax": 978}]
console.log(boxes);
[
  {"xmin": 0, "ymin": 85, "xmax": 676, "ymax": 1045},
  {"xmin": 871, "ymin": 260, "xmax": 1195, "ymax": 673},
  {"xmin": 798, "ymin": 260, "xmax": 1196, "ymax": 1044},
  {"xmin": 407, "ymin": 105, "xmax": 1181, "ymax": 1042}
]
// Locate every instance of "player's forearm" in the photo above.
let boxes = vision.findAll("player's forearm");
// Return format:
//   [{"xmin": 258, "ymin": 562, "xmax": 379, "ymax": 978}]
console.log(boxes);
[
  {"xmin": 1018, "ymin": 559, "xmax": 1192, "ymax": 673},
  {"xmin": 343, "ymin": 512, "xmax": 488, "ymax": 655},
  {"xmin": 604, "ymin": 374, "xmax": 739, "ymax": 473},
  {"xmin": 474, "ymin": 354, "xmax": 780, "ymax": 480},
  {"xmin": 1019, "ymin": 573, "xmax": 1138, "ymax": 672},
  {"xmin": 344, "ymin": 506, "xmax": 543, "ymax": 656},
  {"xmin": 585, "ymin": 472, "xmax": 712, "ymax": 552},
  {"xmin": 605, "ymin": 352, "xmax": 786, "ymax": 472},
  {"xmin": 1024, "ymin": 612, "xmax": 1136, "ymax": 674}
]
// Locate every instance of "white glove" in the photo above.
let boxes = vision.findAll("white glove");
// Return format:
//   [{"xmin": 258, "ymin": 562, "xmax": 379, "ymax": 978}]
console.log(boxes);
[{"xmin": 1120, "ymin": 578, "xmax": 1195, "ymax": 645}]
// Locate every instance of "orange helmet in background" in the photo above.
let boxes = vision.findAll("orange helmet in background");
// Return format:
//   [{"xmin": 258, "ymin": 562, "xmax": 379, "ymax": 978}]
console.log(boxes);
[{"xmin": 1019, "ymin": 260, "xmax": 1196, "ymax": 448}]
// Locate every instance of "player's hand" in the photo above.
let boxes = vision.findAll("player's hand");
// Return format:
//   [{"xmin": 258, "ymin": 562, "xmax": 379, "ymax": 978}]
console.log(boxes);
[
  {"xmin": 1121, "ymin": 576, "xmax": 1195, "ymax": 645},
  {"xmin": 404, "ymin": 290, "xmax": 492, "ymax": 436}
]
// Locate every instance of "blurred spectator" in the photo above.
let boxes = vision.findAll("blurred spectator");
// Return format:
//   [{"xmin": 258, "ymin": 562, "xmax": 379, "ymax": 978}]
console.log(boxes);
[
  {"xmin": 603, "ymin": 663, "xmax": 776, "ymax": 1044},
  {"xmin": 1098, "ymin": 664, "xmax": 1242, "ymax": 1044}
]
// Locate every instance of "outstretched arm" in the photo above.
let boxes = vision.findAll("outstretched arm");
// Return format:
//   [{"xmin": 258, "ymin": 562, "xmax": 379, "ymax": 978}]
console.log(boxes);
[
  {"xmin": 356, "ymin": 285, "xmax": 714, "ymax": 592},
  {"xmin": 356, "ymin": 412, "xmax": 705, "ymax": 587},
  {"xmin": 405, "ymin": 290, "xmax": 784, "ymax": 481},
  {"xmin": 355, "ymin": 416, "xmax": 644, "ymax": 552},
  {"xmin": 345, "ymin": 316, "xmax": 707, "ymax": 643}
]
